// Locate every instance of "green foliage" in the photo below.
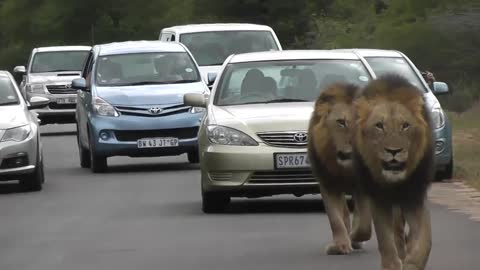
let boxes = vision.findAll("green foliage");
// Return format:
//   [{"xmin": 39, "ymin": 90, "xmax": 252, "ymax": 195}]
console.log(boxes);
[{"xmin": 0, "ymin": 0, "xmax": 477, "ymax": 112}]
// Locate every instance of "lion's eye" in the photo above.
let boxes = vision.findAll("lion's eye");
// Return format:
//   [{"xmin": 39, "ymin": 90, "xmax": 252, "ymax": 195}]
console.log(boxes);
[
  {"xmin": 402, "ymin": 122, "xmax": 410, "ymax": 130},
  {"xmin": 337, "ymin": 119, "xmax": 346, "ymax": 127},
  {"xmin": 375, "ymin": 122, "xmax": 384, "ymax": 130}
]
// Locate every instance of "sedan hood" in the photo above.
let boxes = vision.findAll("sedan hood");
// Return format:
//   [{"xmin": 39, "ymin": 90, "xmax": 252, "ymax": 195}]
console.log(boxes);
[
  {"xmin": 96, "ymin": 82, "xmax": 207, "ymax": 106},
  {"xmin": 29, "ymin": 72, "xmax": 82, "ymax": 85},
  {"xmin": 211, "ymin": 102, "xmax": 314, "ymax": 134},
  {"xmin": 0, "ymin": 105, "xmax": 28, "ymax": 130}
]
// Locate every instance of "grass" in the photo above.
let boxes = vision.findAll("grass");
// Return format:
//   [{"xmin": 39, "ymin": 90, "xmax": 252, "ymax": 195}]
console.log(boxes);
[{"xmin": 448, "ymin": 104, "xmax": 480, "ymax": 190}]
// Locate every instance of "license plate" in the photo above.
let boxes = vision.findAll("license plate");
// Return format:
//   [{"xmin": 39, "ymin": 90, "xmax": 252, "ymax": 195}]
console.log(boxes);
[
  {"xmin": 57, "ymin": 97, "xmax": 77, "ymax": 104},
  {"xmin": 137, "ymin": 137, "xmax": 179, "ymax": 148},
  {"xmin": 274, "ymin": 153, "xmax": 310, "ymax": 169}
]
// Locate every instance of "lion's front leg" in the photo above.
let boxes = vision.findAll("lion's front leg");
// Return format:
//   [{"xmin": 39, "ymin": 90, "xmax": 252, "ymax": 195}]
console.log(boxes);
[
  {"xmin": 393, "ymin": 207, "xmax": 406, "ymax": 261},
  {"xmin": 350, "ymin": 191, "xmax": 372, "ymax": 249},
  {"xmin": 402, "ymin": 203, "xmax": 432, "ymax": 270},
  {"xmin": 321, "ymin": 186, "xmax": 353, "ymax": 255},
  {"xmin": 372, "ymin": 204, "xmax": 402, "ymax": 270}
]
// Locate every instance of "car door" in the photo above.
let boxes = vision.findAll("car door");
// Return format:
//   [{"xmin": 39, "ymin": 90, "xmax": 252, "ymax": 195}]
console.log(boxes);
[{"xmin": 77, "ymin": 50, "xmax": 94, "ymax": 148}]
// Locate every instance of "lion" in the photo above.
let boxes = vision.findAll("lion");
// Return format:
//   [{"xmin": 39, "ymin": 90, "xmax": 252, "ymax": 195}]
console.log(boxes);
[
  {"xmin": 308, "ymin": 82, "xmax": 372, "ymax": 255},
  {"xmin": 352, "ymin": 74, "xmax": 435, "ymax": 270}
]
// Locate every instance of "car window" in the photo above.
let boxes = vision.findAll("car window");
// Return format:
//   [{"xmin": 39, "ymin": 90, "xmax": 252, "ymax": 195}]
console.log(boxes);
[
  {"xmin": 95, "ymin": 52, "xmax": 200, "ymax": 87},
  {"xmin": 364, "ymin": 57, "xmax": 427, "ymax": 92},
  {"xmin": 214, "ymin": 59, "xmax": 371, "ymax": 106},
  {"xmin": 179, "ymin": 31, "xmax": 279, "ymax": 66},
  {"xmin": 0, "ymin": 76, "xmax": 19, "ymax": 106},
  {"xmin": 30, "ymin": 51, "xmax": 89, "ymax": 73}
]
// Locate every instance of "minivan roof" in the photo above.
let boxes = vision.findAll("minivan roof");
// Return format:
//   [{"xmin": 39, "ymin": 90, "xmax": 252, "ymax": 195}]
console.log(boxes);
[
  {"xmin": 229, "ymin": 50, "xmax": 361, "ymax": 64},
  {"xmin": 34, "ymin": 46, "xmax": 92, "ymax": 53},
  {"xmin": 161, "ymin": 23, "xmax": 275, "ymax": 34},
  {"xmin": 96, "ymin": 40, "xmax": 187, "ymax": 56}
]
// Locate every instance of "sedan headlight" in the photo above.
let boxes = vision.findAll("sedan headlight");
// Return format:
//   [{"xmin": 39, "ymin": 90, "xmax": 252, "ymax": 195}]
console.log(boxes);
[
  {"xmin": 431, "ymin": 103, "xmax": 445, "ymax": 129},
  {"xmin": 1, "ymin": 125, "xmax": 31, "ymax": 142},
  {"xmin": 207, "ymin": 125, "xmax": 258, "ymax": 146},
  {"xmin": 93, "ymin": 97, "xmax": 119, "ymax": 117},
  {"xmin": 190, "ymin": 107, "xmax": 206, "ymax": 114},
  {"xmin": 27, "ymin": 84, "xmax": 45, "ymax": 93}
]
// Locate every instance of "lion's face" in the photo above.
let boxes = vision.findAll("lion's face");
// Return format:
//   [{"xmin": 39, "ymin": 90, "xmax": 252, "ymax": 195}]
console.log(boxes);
[
  {"xmin": 355, "ymin": 99, "xmax": 429, "ymax": 183},
  {"xmin": 325, "ymin": 102, "xmax": 354, "ymax": 168}
]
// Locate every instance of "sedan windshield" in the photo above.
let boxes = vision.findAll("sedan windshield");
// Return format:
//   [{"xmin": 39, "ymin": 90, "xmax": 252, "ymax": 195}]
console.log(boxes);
[
  {"xmin": 214, "ymin": 60, "xmax": 371, "ymax": 106},
  {"xmin": 31, "ymin": 51, "xmax": 89, "ymax": 73},
  {"xmin": 95, "ymin": 52, "xmax": 201, "ymax": 87},
  {"xmin": 364, "ymin": 57, "xmax": 428, "ymax": 92},
  {"xmin": 180, "ymin": 31, "xmax": 279, "ymax": 66},
  {"xmin": 0, "ymin": 76, "xmax": 19, "ymax": 106}
]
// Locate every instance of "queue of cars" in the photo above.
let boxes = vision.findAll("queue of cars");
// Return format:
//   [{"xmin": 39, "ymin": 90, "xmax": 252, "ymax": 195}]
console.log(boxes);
[{"xmin": 2, "ymin": 23, "xmax": 452, "ymax": 208}]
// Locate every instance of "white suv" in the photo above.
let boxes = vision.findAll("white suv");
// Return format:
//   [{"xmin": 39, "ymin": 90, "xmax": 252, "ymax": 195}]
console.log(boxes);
[{"xmin": 159, "ymin": 23, "xmax": 282, "ymax": 86}]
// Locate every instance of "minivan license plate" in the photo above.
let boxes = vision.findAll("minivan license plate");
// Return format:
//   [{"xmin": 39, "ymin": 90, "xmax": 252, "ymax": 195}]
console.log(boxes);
[
  {"xmin": 274, "ymin": 153, "xmax": 310, "ymax": 169},
  {"xmin": 137, "ymin": 138, "xmax": 179, "ymax": 148},
  {"xmin": 57, "ymin": 97, "xmax": 77, "ymax": 104}
]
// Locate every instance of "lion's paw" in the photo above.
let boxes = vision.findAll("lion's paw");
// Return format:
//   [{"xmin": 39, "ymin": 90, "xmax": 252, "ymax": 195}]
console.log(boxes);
[
  {"xmin": 351, "ymin": 241, "xmax": 364, "ymax": 250},
  {"xmin": 325, "ymin": 241, "xmax": 353, "ymax": 255},
  {"xmin": 402, "ymin": 264, "xmax": 420, "ymax": 270}
]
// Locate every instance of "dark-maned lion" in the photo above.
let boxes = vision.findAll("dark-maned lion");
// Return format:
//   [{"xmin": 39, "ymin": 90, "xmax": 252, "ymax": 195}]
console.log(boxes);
[
  {"xmin": 308, "ymin": 83, "xmax": 372, "ymax": 255},
  {"xmin": 352, "ymin": 74, "xmax": 435, "ymax": 270}
]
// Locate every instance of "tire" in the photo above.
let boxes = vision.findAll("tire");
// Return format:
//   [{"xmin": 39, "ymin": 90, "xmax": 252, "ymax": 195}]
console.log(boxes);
[
  {"xmin": 188, "ymin": 150, "xmax": 200, "ymax": 164},
  {"xmin": 77, "ymin": 124, "xmax": 91, "ymax": 168},
  {"xmin": 89, "ymin": 134, "xmax": 107, "ymax": 173},
  {"xmin": 19, "ymin": 152, "xmax": 44, "ymax": 192},
  {"xmin": 436, "ymin": 158, "xmax": 453, "ymax": 181},
  {"xmin": 202, "ymin": 190, "xmax": 230, "ymax": 213}
]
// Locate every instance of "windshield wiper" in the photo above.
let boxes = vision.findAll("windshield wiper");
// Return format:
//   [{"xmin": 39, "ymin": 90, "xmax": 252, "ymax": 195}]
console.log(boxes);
[
  {"xmin": 116, "ymin": 81, "xmax": 170, "ymax": 86},
  {"xmin": 164, "ymin": 79, "xmax": 199, "ymax": 84},
  {"xmin": 242, "ymin": 98, "xmax": 309, "ymax": 105},
  {"xmin": 47, "ymin": 69, "xmax": 78, "ymax": 72},
  {"xmin": 0, "ymin": 101, "xmax": 19, "ymax": 106}
]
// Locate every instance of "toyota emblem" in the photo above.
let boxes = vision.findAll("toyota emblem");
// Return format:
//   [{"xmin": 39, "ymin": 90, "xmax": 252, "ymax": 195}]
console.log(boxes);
[
  {"xmin": 148, "ymin": 107, "xmax": 163, "ymax": 115},
  {"xmin": 293, "ymin": 132, "xmax": 308, "ymax": 143}
]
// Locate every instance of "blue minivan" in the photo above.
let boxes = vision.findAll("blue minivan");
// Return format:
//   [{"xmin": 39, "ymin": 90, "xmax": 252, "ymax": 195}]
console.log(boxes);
[{"xmin": 72, "ymin": 41, "xmax": 208, "ymax": 173}]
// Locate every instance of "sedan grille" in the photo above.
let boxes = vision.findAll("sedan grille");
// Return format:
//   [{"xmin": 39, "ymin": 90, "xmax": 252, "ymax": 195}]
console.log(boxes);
[
  {"xmin": 248, "ymin": 170, "xmax": 316, "ymax": 185},
  {"xmin": 256, "ymin": 131, "xmax": 308, "ymax": 148},
  {"xmin": 46, "ymin": 85, "xmax": 77, "ymax": 95},
  {"xmin": 114, "ymin": 127, "xmax": 199, "ymax": 142}
]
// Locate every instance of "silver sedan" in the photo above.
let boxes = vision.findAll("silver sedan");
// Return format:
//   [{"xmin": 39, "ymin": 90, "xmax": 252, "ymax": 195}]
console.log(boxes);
[{"xmin": 0, "ymin": 71, "xmax": 49, "ymax": 191}]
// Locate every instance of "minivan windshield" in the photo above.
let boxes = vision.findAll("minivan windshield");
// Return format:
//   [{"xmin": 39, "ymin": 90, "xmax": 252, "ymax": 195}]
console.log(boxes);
[
  {"xmin": 95, "ymin": 52, "xmax": 201, "ymax": 87},
  {"xmin": 0, "ymin": 75, "xmax": 19, "ymax": 106},
  {"xmin": 214, "ymin": 59, "xmax": 371, "ymax": 106},
  {"xmin": 364, "ymin": 57, "xmax": 428, "ymax": 92},
  {"xmin": 31, "ymin": 51, "xmax": 89, "ymax": 73},
  {"xmin": 179, "ymin": 31, "xmax": 279, "ymax": 66}
]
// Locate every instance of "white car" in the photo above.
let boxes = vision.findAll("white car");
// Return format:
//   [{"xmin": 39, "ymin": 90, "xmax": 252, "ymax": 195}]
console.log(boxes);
[
  {"xmin": 184, "ymin": 50, "xmax": 373, "ymax": 212},
  {"xmin": 159, "ymin": 23, "xmax": 283, "ymax": 86},
  {"xmin": 0, "ymin": 71, "xmax": 49, "ymax": 191}
]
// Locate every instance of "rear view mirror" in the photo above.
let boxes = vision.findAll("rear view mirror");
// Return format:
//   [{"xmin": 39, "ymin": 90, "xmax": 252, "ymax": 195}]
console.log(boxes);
[
  {"xmin": 184, "ymin": 93, "xmax": 207, "ymax": 108},
  {"xmin": 71, "ymin": 78, "xmax": 87, "ymax": 91},
  {"xmin": 28, "ymin": 96, "xmax": 49, "ymax": 110},
  {"xmin": 432, "ymin": 82, "xmax": 449, "ymax": 96},
  {"xmin": 13, "ymin": 66, "xmax": 26, "ymax": 74}
]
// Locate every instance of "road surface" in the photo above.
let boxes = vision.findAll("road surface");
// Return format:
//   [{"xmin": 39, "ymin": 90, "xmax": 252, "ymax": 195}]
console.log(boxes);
[{"xmin": 0, "ymin": 124, "xmax": 478, "ymax": 270}]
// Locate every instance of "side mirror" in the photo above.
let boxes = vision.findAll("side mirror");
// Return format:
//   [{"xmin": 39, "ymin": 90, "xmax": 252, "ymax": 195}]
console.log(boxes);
[
  {"xmin": 184, "ymin": 93, "xmax": 207, "ymax": 108},
  {"xmin": 432, "ymin": 82, "xmax": 449, "ymax": 96},
  {"xmin": 13, "ymin": 66, "xmax": 26, "ymax": 74},
  {"xmin": 207, "ymin": 72, "xmax": 217, "ymax": 88},
  {"xmin": 72, "ymin": 78, "xmax": 87, "ymax": 91},
  {"xmin": 28, "ymin": 96, "xmax": 49, "ymax": 110}
]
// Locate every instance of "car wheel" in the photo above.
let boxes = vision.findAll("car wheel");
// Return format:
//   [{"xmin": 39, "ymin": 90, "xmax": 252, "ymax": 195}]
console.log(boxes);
[
  {"xmin": 437, "ymin": 158, "xmax": 453, "ymax": 181},
  {"xmin": 202, "ymin": 190, "xmax": 230, "ymax": 213},
  {"xmin": 77, "ymin": 125, "xmax": 91, "ymax": 168},
  {"xmin": 187, "ymin": 150, "xmax": 200, "ymax": 164},
  {"xmin": 19, "ymin": 152, "xmax": 44, "ymax": 192},
  {"xmin": 89, "ymin": 134, "xmax": 107, "ymax": 173}
]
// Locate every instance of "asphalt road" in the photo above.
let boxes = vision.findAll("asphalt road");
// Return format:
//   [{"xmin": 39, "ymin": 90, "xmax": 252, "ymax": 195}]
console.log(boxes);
[{"xmin": 0, "ymin": 124, "xmax": 478, "ymax": 270}]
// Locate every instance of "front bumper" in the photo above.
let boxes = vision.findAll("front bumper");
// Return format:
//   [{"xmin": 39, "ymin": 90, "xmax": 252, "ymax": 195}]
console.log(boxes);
[
  {"xmin": 27, "ymin": 92, "xmax": 77, "ymax": 123},
  {"xmin": 89, "ymin": 112, "xmax": 203, "ymax": 158},
  {"xmin": 200, "ymin": 143, "xmax": 319, "ymax": 197},
  {"xmin": 0, "ymin": 130, "xmax": 38, "ymax": 181}
]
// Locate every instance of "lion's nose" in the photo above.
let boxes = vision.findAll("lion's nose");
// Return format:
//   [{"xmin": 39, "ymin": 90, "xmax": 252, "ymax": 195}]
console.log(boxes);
[{"xmin": 385, "ymin": 147, "xmax": 403, "ymax": 156}]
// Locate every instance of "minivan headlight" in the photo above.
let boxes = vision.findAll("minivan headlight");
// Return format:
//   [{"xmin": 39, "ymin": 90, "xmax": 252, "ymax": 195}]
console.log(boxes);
[
  {"xmin": 1, "ymin": 125, "xmax": 31, "ymax": 142},
  {"xmin": 431, "ymin": 103, "xmax": 445, "ymax": 129},
  {"xmin": 207, "ymin": 125, "xmax": 258, "ymax": 146},
  {"xmin": 93, "ymin": 97, "xmax": 119, "ymax": 117},
  {"xmin": 27, "ymin": 84, "xmax": 45, "ymax": 93},
  {"xmin": 190, "ymin": 107, "xmax": 206, "ymax": 114}
]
